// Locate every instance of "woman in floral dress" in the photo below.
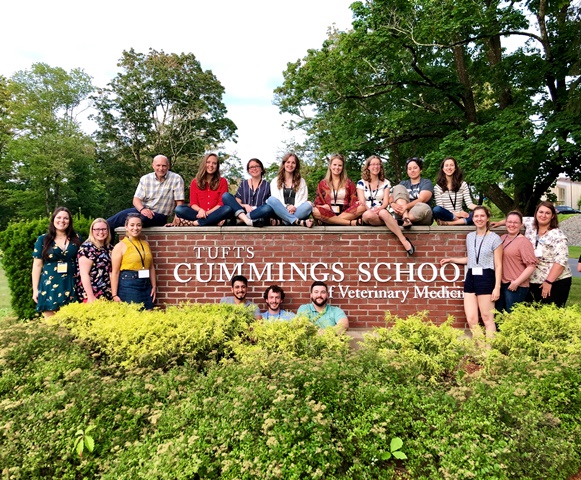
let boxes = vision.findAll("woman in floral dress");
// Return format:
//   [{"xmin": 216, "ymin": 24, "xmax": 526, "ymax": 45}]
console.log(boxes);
[
  {"xmin": 76, "ymin": 218, "xmax": 114, "ymax": 302},
  {"xmin": 32, "ymin": 207, "xmax": 82, "ymax": 317}
]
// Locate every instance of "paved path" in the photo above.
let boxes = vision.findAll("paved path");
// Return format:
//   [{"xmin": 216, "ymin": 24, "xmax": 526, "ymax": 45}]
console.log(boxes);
[{"xmin": 570, "ymin": 258, "xmax": 580, "ymax": 277}]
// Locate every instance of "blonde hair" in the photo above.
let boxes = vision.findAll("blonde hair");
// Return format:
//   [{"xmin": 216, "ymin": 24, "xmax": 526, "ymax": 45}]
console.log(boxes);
[
  {"xmin": 88, "ymin": 218, "xmax": 112, "ymax": 246},
  {"xmin": 323, "ymin": 154, "xmax": 347, "ymax": 190}
]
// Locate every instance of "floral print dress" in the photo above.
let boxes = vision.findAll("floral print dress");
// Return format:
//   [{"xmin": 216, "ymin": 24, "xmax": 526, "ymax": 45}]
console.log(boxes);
[
  {"xmin": 33, "ymin": 234, "xmax": 79, "ymax": 312},
  {"xmin": 76, "ymin": 241, "xmax": 114, "ymax": 300}
]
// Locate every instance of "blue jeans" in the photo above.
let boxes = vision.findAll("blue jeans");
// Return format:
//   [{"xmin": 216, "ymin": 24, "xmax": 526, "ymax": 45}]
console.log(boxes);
[
  {"xmin": 496, "ymin": 283, "xmax": 529, "ymax": 313},
  {"xmin": 174, "ymin": 204, "xmax": 233, "ymax": 226},
  {"xmin": 107, "ymin": 207, "xmax": 168, "ymax": 232},
  {"xmin": 118, "ymin": 270, "xmax": 154, "ymax": 310},
  {"xmin": 432, "ymin": 206, "xmax": 473, "ymax": 225},
  {"xmin": 266, "ymin": 197, "xmax": 313, "ymax": 225},
  {"xmin": 221, "ymin": 193, "xmax": 274, "ymax": 222}
]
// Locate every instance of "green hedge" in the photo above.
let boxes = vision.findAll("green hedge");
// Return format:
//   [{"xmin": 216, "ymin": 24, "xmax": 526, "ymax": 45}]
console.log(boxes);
[
  {"xmin": 0, "ymin": 214, "xmax": 91, "ymax": 319},
  {"xmin": 1, "ymin": 305, "xmax": 581, "ymax": 479}
]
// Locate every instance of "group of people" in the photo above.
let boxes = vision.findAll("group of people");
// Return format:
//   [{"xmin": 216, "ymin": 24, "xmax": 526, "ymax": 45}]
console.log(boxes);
[
  {"xmin": 32, "ymin": 153, "xmax": 574, "ymax": 329},
  {"xmin": 441, "ymin": 202, "xmax": 573, "ymax": 341},
  {"xmin": 220, "ymin": 276, "xmax": 349, "ymax": 331}
]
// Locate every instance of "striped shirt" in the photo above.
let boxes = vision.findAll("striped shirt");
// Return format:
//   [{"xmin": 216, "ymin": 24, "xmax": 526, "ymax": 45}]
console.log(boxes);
[{"xmin": 434, "ymin": 181, "xmax": 474, "ymax": 212}]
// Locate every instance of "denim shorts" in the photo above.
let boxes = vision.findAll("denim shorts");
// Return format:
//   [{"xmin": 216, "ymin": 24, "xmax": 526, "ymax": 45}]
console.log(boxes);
[{"xmin": 118, "ymin": 270, "xmax": 153, "ymax": 310}]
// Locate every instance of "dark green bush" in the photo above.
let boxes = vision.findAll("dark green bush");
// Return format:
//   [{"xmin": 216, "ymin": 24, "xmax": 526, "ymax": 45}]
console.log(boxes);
[{"xmin": 0, "ymin": 214, "xmax": 91, "ymax": 319}]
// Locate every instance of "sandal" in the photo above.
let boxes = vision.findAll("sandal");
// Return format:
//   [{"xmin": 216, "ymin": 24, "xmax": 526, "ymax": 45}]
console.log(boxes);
[
  {"xmin": 350, "ymin": 218, "xmax": 364, "ymax": 226},
  {"xmin": 270, "ymin": 218, "xmax": 282, "ymax": 226},
  {"xmin": 165, "ymin": 216, "xmax": 184, "ymax": 227},
  {"xmin": 402, "ymin": 218, "xmax": 413, "ymax": 229},
  {"xmin": 296, "ymin": 219, "xmax": 313, "ymax": 228}
]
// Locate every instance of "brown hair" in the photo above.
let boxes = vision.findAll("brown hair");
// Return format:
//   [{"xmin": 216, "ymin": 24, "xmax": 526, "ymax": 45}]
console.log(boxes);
[
  {"xmin": 534, "ymin": 201, "xmax": 559, "ymax": 231},
  {"xmin": 276, "ymin": 153, "xmax": 302, "ymax": 191},
  {"xmin": 195, "ymin": 153, "xmax": 221, "ymax": 190},
  {"xmin": 361, "ymin": 155, "xmax": 385, "ymax": 183}
]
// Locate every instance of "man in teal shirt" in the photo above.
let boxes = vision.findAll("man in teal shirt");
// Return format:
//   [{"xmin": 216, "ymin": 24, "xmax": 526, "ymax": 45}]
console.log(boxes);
[{"xmin": 297, "ymin": 281, "xmax": 349, "ymax": 332}]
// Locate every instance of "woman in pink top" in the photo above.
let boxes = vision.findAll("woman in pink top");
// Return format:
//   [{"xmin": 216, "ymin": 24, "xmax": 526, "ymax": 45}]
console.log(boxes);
[
  {"xmin": 172, "ymin": 153, "xmax": 232, "ymax": 226},
  {"xmin": 495, "ymin": 211, "xmax": 537, "ymax": 312}
]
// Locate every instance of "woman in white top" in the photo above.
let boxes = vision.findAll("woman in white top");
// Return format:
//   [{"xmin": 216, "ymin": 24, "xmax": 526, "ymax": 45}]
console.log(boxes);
[
  {"xmin": 356, "ymin": 155, "xmax": 415, "ymax": 255},
  {"xmin": 266, "ymin": 153, "xmax": 313, "ymax": 227},
  {"xmin": 432, "ymin": 157, "xmax": 476, "ymax": 226}
]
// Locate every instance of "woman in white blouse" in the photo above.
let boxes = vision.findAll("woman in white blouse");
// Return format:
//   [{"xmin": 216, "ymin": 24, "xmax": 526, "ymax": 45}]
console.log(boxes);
[
  {"xmin": 266, "ymin": 153, "xmax": 313, "ymax": 227},
  {"xmin": 357, "ymin": 155, "xmax": 415, "ymax": 255}
]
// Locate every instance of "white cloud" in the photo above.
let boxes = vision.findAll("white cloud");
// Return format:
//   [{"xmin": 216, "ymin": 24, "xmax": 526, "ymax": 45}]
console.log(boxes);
[{"xmin": 1, "ymin": 0, "xmax": 354, "ymax": 168}]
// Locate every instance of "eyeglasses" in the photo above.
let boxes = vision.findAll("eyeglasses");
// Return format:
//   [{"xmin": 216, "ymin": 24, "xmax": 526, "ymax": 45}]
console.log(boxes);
[
  {"xmin": 248, "ymin": 165, "xmax": 261, "ymax": 170},
  {"xmin": 93, "ymin": 228, "xmax": 108, "ymax": 232}
]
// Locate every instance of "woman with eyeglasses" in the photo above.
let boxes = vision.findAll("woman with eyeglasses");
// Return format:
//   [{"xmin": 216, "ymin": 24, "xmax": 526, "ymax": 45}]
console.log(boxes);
[
  {"xmin": 221, "ymin": 158, "xmax": 273, "ymax": 227},
  {"xmin": 32, "ymin": 207, "xmax": 82, "ymax": 317},
  {"xmin": 111, "ymin": 213, "xmax": 156, "ymax": 309},
  {"xmin": 495, "ymin": 211, "xmax": 537, "ymax": 313},
  {"xmin": 76, "ymin": 218, "xmax": 114, "ymax": 303},
  {"xmin": 266, "ymin": 153, "xmax": 313, "ymax": 227},
  {"xmin": 313, "ymin": 154, "xmax": 365, "ymax": 226},
  {"xmin": 390, "ymin": 157, "xmax": 434, "ymax": 228},
  {"xmin": 171, "ymin": 153, "xmax": 233, "ymax": 226},
  {"xmin": 357, "ymin": 155, "xmax": 416, "ymax": 255},
  {"xmin": 432, "ymin": 157, "xmax": 476, "ymax": 226}
]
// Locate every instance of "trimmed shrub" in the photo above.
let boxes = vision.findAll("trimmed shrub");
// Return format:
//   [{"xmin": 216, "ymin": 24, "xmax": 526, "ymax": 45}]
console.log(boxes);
[{"xmin": 0, "ymin": 214, "xmax": 91, "ymax": 319}]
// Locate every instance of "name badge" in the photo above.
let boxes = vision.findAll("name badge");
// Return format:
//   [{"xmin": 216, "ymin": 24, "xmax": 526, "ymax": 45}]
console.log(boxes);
[
  {"xmin": 56, "ymin": 262, "xmax": 68, "ymax": 273},
  {"xmin": 472, "ymin": 267, "xmax": 483, "ymax": 276},
  {"xmin": 138, "ymin": 269, "xmax": 150, "ymax": 279},
  {"xmin": 534, "ymin": 246, "xmax": 543, "ymax": 258},
  {"xmin": 331, "ymin": 205, "xmax": 341, "ymax": 214}
]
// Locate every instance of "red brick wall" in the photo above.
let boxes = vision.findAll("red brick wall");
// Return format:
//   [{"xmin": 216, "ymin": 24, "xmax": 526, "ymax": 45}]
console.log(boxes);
[{"xmin": 137, "ymin": 225, "xmax": 472, "ymax": 329}]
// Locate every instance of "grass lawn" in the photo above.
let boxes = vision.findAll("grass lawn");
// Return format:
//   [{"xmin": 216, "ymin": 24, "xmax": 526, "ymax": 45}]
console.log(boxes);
[
  {"xmin": 0, "ymin": 263, "xmax": 11, "ymax": 311},
  {"xmin": 570, "ymin": 245, "xmax": 581, "ymax": 259}
]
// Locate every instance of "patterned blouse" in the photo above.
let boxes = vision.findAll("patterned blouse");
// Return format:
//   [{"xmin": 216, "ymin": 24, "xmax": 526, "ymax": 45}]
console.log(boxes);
[
  {"xmin": 523, "ymin": 217, "xmax": 572, "ymax": 283},
  {"xmin": 76, "ymin": 241, "xmax": 114, "ymax": 300},
  {"xmin": 357, "ymin": 179, "xmax": 391, "ymax": 208}
]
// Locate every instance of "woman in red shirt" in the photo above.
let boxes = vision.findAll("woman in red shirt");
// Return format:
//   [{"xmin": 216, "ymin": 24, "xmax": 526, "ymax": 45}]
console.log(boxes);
[{"xmin": 173, "ymin": 153, "xmax": 232, "ymax": 226}]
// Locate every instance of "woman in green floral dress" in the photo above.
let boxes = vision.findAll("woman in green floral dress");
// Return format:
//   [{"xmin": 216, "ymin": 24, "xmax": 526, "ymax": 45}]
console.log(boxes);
[{"xmin": 32, "ymin": 207, "xmax": 82, "ymax": 317}]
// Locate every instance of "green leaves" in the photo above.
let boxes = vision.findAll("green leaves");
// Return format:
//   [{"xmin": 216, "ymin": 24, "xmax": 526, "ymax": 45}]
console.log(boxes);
[{"xmin": 73, "ymin": 425, "xmax": 96, "ymax": 458}]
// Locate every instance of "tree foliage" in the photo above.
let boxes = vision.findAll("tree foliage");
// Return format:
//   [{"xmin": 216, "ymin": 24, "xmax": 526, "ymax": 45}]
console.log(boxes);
[
  {"xmin": 275, "ymin": 0, "xmax": 581, "ymax": 214},
  {"xmin": 92, "ymin": 49, "xmax": 238, "ymax": 213}
]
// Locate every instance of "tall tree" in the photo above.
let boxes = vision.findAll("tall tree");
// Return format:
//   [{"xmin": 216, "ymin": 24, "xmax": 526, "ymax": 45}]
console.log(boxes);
[
  {"xmin": 93, "ymin": 49, "xmax": 237, "ymax": 214},
  {"xmin": 275, "ymin": 0, "xmax": 581, "ymax": 214},
  {"xmin": 1, "ymin": 63, "xmax": 102, "ymax": 223}
]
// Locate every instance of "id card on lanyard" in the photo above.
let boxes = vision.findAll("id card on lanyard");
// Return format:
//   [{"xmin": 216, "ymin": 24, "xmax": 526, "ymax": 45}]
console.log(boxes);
[{"xmin": 128, "ymin": 238, "xmax": 150, "ymax": 278}]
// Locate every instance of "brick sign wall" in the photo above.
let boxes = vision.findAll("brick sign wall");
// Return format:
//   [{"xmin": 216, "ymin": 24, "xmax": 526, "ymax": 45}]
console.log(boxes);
[{"xmin": 135, "ymin": 225, "xmax": 473, "ymax": 329}]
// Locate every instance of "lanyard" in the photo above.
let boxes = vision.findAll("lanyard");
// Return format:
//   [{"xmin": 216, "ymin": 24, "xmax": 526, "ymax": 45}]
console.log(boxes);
[
  {"xmin": 127, "ymin": 238, "xmax": 147, "ymax": 269},
  {"xmin": 474, "ymin": 231, "xmax": 488, "ymax": 266},
  {"xmin": 332, "ymin": 181, "xmax": 340, "ymax": 206},
  {"xmin": 250, "ymin": 179, "xmax": 262, "ymax": 206},
  {"xmin": 535, "ymin": 229, "xmax": 547, "ymax": 248},
  {"xmin": 368, "ymin": 181, "xmax": 380, "ymax": 207},
  {"xmin": 447, "ymin": 191, "xmax": 458, "ymax": 210},
  {"xmin": 502, "ymin": 233, "xmax": 520, "ymax": 250}
]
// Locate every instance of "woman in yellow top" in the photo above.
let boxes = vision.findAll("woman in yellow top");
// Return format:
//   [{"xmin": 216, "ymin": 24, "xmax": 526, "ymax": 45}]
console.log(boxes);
[{"xmin": 111, "ymin": 213, "xmax": 156, "ymax": 309}]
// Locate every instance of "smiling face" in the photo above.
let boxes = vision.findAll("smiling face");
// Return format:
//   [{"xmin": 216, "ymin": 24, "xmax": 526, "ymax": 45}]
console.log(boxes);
[
  {"xmin": 247, "ymin": 160, "xmax": 262, "ymax": 179},
  {"xmin": 205, "ymin": 155, "xmax": 218, "ymax": 175},
  {"xmin": 125, "ymin": 216, "xmax": 143, "ymax": 238},
  {"xmin": 152, "ymin": 156, "xmax": 169, "ymax": 179},
  {"xmin": 535, "ymin": 205, "xmax": 554, "ymax": 228},
  {"xmin": 53, "ymin": 211, "xmax": 70, "ymax": 232},
  {"xmin": 284, "ymin": 155, "xmax": 297, "ymax": 174},
  {"xmin": 407, "ymin": 160, "xmax": 422, "ymax": 181},
  {"xmin": 505, "ymin": 213, "xmax": 522, "ymax": 236},
  {"xmin": 266, "ymin": 290, "xmax": 282, "ymax": 313},
  {"xmin": 311, "ymin": 285, "xmax": 329, "ymax": 308},
  {"xmin": 92, "ymin": 221, "xmax": 109, "ymax": 244},
  {"xmin": 472, "ymin": 207, "xmax": 490, "ymax": 230},
  {"xmin": 367, "ymin": 158, "xmax": 382, "ymax": 178},
  {"xmin": 231, "ymin": 280, "xmax": 247, "ymax": 302},
  {"xmin": 442, "ymin": 159, "xmax": 456, "ymax": 177},
  {"xmin": 330, "ymin": 158, "xmax": 344, "ymax": 177}
]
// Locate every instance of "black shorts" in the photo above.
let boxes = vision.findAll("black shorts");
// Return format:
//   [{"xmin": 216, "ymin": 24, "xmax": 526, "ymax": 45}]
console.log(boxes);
[{"xmin": 464, "ymin": 268, "xmax": 496, "ymax": 296}]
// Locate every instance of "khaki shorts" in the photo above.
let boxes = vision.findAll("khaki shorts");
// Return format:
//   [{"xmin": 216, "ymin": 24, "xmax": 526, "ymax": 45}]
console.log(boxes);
[{"xmin": 391, "ymin": 185, "xmax": 433, "ymax": 225}]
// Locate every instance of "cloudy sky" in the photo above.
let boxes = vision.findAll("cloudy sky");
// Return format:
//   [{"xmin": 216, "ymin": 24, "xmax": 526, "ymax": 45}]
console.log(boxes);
[{"xmin": 1, "ymin": 0, "xmax": 355, "ymax": 167}]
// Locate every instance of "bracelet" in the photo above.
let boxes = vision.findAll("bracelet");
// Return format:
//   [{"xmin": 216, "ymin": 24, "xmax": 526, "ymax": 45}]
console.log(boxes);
[
  {"xmin": 544, "ymin": 279, "xmax": 553, "ymax": 285},
  {"xmin": 139, "ymin": 207, "xmax": 144, "ymax": 212},
  {"xmin": 113, "ymin": 294, "xmax": 120, "ymax": 298}
]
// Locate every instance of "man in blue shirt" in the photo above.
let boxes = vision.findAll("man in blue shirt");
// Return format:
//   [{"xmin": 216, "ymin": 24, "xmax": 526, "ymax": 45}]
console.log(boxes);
[
  {"xmin": 261, "ymin": 285, "xmax": 295, "ymax": 321},
  {"xmin": 297, "ymin": 281, "xmax": 349, "ymax": 332}
]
